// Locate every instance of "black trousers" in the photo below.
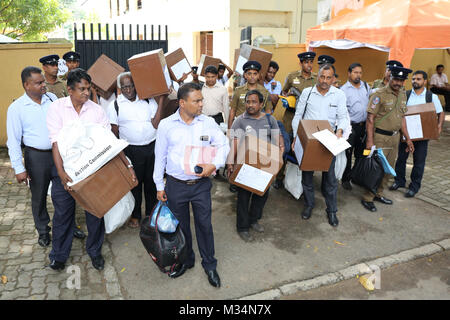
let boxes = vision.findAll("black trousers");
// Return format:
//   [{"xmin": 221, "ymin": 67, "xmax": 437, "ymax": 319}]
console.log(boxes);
[
  {"xmin": 394, "ymin": 140, "xmax": 429, "ymax": 193},
  {"xmin": 430, "ymin": 87, "xmax": 450, "ymax": 108},
  {"xmin": 23, "ymin": 147, "xmax": 53, "ymax": 236},
  {"xmin": 49, "ymin": 167, "xmax": 104, "ymax": 262},
  {"xmin": 302, "ymin": 157, "xmax": 338, "ymax": 213},
  {"xmin": 165, "ymin": 176, "xmax": 217, "ymax": 271},
  {"xmin": 342, "ymin": 122, "xmax": 366, "ymax": 182},
  {"xmin": 236, "ymin": 188, "xmax": 269, "ymax": 232},
  {"xmin": 124, "ymin": 141, "xmax": 157, "ymax": 220}
]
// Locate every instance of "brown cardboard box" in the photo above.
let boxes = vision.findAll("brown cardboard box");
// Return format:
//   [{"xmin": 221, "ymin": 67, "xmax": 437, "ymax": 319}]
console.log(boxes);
[
  {"xmin": 87, "ymin": 54, "xmax": 125, "ymax": 99},
  {"xmin": 404, "ymin": 103, "xmax": 439, "ymax": 141},
  {"xmin": 297, "ymin": 120, "xmax": 334, "ymax": 172},
  {"xmin": 69, "ymin": 155, "xmax": 138, "ymax": 218},
  {"xmin": 128, "ymin": 49, "xmax": 171, "ymax": 99},
  {"xmin": 235, "ymin": 44, "xmax": 272, "ymax": 82},
  {"xmin": 197, "ymin": 54, "xmax": 222, "ymax": 76},
  {"xmin": 165, "ymin": 48, "xmax": 192, "ymax": 81},
  {"xmin": 229, "ymin": 134, "xmax": 283, "ymax": 196}
]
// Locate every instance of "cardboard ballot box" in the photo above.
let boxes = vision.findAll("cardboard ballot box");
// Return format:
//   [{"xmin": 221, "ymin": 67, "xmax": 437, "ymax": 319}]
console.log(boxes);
[
  {"xmin": 404, "ymin": 103, "xmax": 439, "ymax": 141},
  {"xmin": 69, "ymin": 155, "xmax": 138, "ymax": 218},
  {"xmin": 87, "ymin": 54, "xmax": 125, "ymax": 99},
  {"xmin": 165, "ymin": 48, "xmax": 192, "ymax": 81},
  {"xmin": 197, "ymin": 54, "xmax": 222, "ymax": 76},
  {"xmin": 229, "ymin": 134, "xmax": 283, "ymax": 196},
  {"xmin": 297, "ymin": 120, "xmax": 334, "ymax": 172},
  {"xmin": 235, "ymin": 44, "xmax": 272, "ymax": 81},
  {"xmin": 128, "ymin": 49, "xmax": 172, "ymax": 99}
]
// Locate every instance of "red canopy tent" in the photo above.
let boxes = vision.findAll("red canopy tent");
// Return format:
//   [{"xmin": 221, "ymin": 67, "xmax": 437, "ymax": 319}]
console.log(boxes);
[{"xmin": 306, "ymin": 0, "xmax": 450, "ymax": 67}]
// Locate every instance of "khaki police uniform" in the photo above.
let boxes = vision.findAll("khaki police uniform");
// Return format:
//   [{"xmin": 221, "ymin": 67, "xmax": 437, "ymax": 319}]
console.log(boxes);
[
  {"xmin": 362, "ymin": 85, "xmax": 407, "ymax": 201},
  {"xmin": 372, "ymin": 78, "xmax": 388, "ymax": 90},
  {"xmin": 230, "ymin": 83, "xmax": 270, "ymax": 117},
  {"xmin": 45, "ymin": 77, "xmax": 68, "ymax": 98},
  {"xmin": 282, "ymin": 70, "xmax": 316, "ymax": 133}
]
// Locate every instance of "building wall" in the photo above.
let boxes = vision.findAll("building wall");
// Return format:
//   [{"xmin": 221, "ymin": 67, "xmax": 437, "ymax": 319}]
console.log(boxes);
[{"xmin": 0, "ymin": 42, "xmax": 73, "ymax": 146}]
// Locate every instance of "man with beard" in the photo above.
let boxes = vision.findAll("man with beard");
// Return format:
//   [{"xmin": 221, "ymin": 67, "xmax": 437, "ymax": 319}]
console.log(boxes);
[
  {"xmin": 372, "ymin": 60, "xmax": 403, "ymax": 91},
  {"xmin": 390, "ymin": 70, "xmax": 444, "ymax": 198},
  {"xmin": 340, "ymin": 63, "xmax": 371, "ymax": 190},
  {"xmin": 39, "ymin": 55, "xmax": 68, "ymax": 98},
  {"xmin": 361, "ymin": 66, "xmax": 414, "ymax": 212},
  {"xmin": 292, "ymin": 64, "xmax": 348, "ymax": 227}
]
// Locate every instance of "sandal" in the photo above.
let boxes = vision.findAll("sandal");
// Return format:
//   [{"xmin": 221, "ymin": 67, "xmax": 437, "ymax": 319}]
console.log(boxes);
[{"xmin": 127, "ymin": 218, "xmax": 139, "ymax": 229}]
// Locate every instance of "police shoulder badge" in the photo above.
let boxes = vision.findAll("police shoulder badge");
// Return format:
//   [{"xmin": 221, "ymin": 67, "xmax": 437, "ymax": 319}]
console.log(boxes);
[{"xmin": 371, "ymin": 96, "xmax": 380, "ymax": 109}]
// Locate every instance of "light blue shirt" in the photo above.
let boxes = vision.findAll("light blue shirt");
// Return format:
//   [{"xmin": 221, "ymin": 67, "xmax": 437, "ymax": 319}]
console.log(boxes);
[
  {"xmin": 153, "ymin": 110, "xmax": 230, "ymax": 191},
  {"xmin": 292, "ymin": 85, "xmax": 348, "ymax": 138},
  {"xmin": 406, "ymin": 88, "xmax": 443, "ymax": 113},
  {"xmin": 264, "ymin": 79, "xmax": 282, "ymax": 95},
  {"xmin": 340, "ymin": 80, "xmax": 371, "ymax": 123},
  {"xmin": 6, "ymin": 92, "xmax": 57, "ymax": 174}
]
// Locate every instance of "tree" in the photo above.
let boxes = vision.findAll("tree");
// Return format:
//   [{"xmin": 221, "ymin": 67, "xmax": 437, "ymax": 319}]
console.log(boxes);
[{"xmin": 0, "ymin": 0, "xmax": 71, "ymax": 41}]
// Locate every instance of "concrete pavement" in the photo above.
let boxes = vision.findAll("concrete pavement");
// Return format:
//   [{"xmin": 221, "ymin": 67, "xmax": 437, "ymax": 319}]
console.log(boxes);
[{"xmin": 1, "ymin": 115, "xmax": 450, "ymax": 300}]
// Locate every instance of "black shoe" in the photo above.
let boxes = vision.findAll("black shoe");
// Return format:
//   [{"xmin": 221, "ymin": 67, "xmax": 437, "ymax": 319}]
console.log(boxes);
[
  {"xmin": 168, "ymin": 263, "xmax": 194, "ymax": 278},
  {"xmin": 273, "ymin": 179, "xmax": 283, "ymax": 190},
  {"xmin": 229, "ymin": 184, "xmax": 238, "ymax": 193},
  {"xmin": 405, "ymin": 189, "xmax": 416, "ymax": 198},
  {"xmin": 389, "ymin": 182, "xmax": 404, "ymax": 191},
  {"xmin": 38, "ymin": 233, "xmax": 51, "ymax": 247},
  {"xmin": 238, "ymin": 231, "xmax": 254, "ymax": 242},
  {"xmin": 327, "ymin": 212, "xmax": 339, "ymax": 227},
  {"xmin": 250, "ymin": 222, "xmax": 264, "ymax": 233},
  {"xmin": 342, "ymin": 181, "xmax": 352, "ymax": 190},
  {"xmin": 361, "ymin": 200, "xmax": 377, "ymax": 212},
  {"xmin": 374, "ymin": 196, "xmax": 393, "ymax": 205},
  {"xmin": 73, "ymin": 228, "xmax": 86, "ymax": 239},
  {"xmin": 91, "ymin": 255, "xmax": 105, "ymax": 271},
  {"xmin": 49, "ymin": 260, "xmax": 65, "ymax": 271},
  {"xmin": 301, "ymin": 207, "xmax": 313, "ymax": 220},
  {"xmin": 205, "ymin": 269, "xmax": 221, "ymax": 288}
]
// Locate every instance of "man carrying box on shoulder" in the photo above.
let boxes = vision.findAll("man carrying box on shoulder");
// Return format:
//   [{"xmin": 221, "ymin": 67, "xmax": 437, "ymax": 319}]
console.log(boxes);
[
  {"xmin": 292, "ymin": 64, "xmax": 348, "ymax": 227},
  {"xmin": 227, "ymin": 90, "xmax": 284, "ymax": 242},
  {"xmin": 46, "ymin": 68, "xmax": 136, "ymax": 272}
]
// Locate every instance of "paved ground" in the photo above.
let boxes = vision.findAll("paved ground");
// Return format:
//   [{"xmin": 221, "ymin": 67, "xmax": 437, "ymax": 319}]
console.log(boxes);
[{"xmin": 1, "ymin": 115, "xmax": 449, "ymax": 300}]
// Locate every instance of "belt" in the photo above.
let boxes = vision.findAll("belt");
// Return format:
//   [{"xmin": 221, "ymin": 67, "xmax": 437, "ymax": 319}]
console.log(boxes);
[
  {"xmin": 128, "ymin": 140, "xmax": 156, "ymax": 147},
  {"xmin": 25, "ymin": 146, "xmax": 52, "ymax": 152},
  {"xmin": 375, "ymin": 128, "xmax": 398, "ymax": 136},
  {"xmin": 168, "ymin": 175, "xmax": 206, "ymax": 185},
  {"xmin": 351, "ymin": 121, "xmax": 365, "ymax": 126}
]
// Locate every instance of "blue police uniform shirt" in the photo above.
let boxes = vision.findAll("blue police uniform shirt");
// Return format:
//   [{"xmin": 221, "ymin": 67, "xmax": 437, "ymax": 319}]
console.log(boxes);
[
  {"xmin": 406, "ymin": 88, "xmax": 443, "ymax": 113},
  {"xmin": 6, "ymin": 92, "xmax": 57, "ymax": 174},
  {"xmin": 153, "ymin": 110, "xmax": 230, "ymax": 191}
]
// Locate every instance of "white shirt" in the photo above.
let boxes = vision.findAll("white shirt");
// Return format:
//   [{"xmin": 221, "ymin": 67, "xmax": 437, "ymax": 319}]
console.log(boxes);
[
  {"xmin": 292, "ymin": 85, "xmax": 349, "ymax": 138},
  {"xmin": 98, "ymin": 93, "xmax": 116, "ymax": 112},
  {"xmin": 263, "ymin": 79, "xmax": 282, "ymax": 95},
  {"xmin": 201, "ymin": 82, "xmax": 230, "ymax": 123},
  {"xmin": 430, "ymin": 73, "xmax": 448, "ymax": 87},
  {"xmin": 107, "ymin": 94, "xmax": 158, "ymax": 145},
  {"xmin": 217, "ymin": 74, "xmax": 229, "ymax": 86},
  {"xmin": 407, "ymin": 88, "xmax": 443, "ymax": 113}
]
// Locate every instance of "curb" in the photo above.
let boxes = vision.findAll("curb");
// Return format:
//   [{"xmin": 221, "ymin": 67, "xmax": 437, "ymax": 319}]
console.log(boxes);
[{"xmin": 238, "ymin": 238, "xmax": 449, "ymax": 300}]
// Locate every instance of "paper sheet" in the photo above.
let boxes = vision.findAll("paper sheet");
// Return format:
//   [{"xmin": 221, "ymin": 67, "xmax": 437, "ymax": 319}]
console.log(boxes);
[
  {"xmin": 405, "ymin": 114, "xmax": 423, "ymax": 139},
  {"xmin": 293, "ymin": 137, "xmax": 304, "ymax": 164},
  {"xmin": 235, "ymin": 56, "xmax": 248, "ymax": 75},
  {"xmin": 312, "ymin": 129, "xmax": 351, "ymax": 156},
  {"xmin": 163, "ymin": 65, "xmax": 172, "ymax": 89},
  {"xmin": 170, "ymin": 58, "xmax": 191, "ymax": 80},
  {"xmin": 234, "ymin": 164, "xmax": 273, "ymax": 193}
]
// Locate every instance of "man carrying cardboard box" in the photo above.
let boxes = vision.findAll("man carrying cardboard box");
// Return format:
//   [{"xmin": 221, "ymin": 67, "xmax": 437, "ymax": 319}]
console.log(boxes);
[
  {"xmin": 292, "ymin": 64, "xmax": 348, "ymax": 227},
  {"xmin": 46, "ymin": 68, "xmax": 136, "ymax": 271},
  {"xmin": 390, "ymin": 70, "xmax": 444, "ymax": 198},
  {"xmin": 227, "ymin": 90, "xmax": 284, "ymax": 242}
]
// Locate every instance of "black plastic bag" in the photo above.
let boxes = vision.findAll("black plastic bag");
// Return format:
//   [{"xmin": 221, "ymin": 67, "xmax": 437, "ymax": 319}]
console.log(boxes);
[
  {"xmin": 139, "ymin": 203, "xmax": 188, "ymax": 275},
  {"xmin": 350, "ymin": 151, "xmax": 384, "ymax": 194}
]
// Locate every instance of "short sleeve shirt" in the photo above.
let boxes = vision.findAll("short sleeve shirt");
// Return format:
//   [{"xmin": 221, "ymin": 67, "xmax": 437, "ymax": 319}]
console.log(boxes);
[
  {"xmin": 45, "ymin": 77, "xmax": 68, "ymax": 98},
  {"xmin": 282, "ymin": 70, "xmax": 316, "ymax": 93},
  {"xmin": 367, "ymin": 86, "xmax": 407, "ymax": 132},
  {"xmin": 231, "ymin": 112, "xmax": 279, "ymax": 144}
]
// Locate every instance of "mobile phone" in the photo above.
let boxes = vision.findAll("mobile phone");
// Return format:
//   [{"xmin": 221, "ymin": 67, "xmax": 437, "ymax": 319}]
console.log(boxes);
[{"xmin": 194, "ymin": 166, "xmax": 203, "ymax": 174}]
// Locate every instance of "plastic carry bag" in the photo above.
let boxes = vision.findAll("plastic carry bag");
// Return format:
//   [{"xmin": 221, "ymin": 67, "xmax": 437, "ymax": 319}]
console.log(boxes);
[
  {"xmin": 104, "ymin": 191, "xmax": 135, "ymax": 234},
  {"xmin": 150, "ymin": 201, "xmax": 179, "ymax": 233},
  {"xmin": 335, "ymin": 151, "xmax": 347, "ymax": 180},
  {"xmin": 284, "ymin": 161, "xmax": 303, "ymax": 199},
  {"xmin": 377, "ymin": 148, "xmax": 396, "ymax": 176},
  {"xmin": 350, "ymin": 149, "xmax": 384, "ymax": 195}
]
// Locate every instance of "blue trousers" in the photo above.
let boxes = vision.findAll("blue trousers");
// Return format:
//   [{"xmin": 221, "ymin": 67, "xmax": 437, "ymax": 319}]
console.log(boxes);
[
  {"xmin": 394, "ymin": 140, "xmax": 429, "ymax": 193},
  {"xmin": 165, "ymin": 176, "xmax": 217, "ymax": 271},
  {"xmin": 49, "ymin": 167, "xmax": 105, "ymax": 263}
]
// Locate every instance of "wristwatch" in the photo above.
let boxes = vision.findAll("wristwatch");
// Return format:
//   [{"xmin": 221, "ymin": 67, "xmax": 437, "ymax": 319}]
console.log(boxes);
[{"xmin": 127, "ymin": 164, "xmax": 133, "ymax": 168}]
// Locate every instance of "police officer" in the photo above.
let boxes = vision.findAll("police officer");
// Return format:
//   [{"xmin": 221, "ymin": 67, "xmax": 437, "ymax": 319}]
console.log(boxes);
[
  {"xmin": 317, "ymin": 55, "xmax": 335, "ymax": 66},
  {"xmin": 361, "ymin": 66, "xmax": 414, "ymax": 212},
  {"xmin": 153, "ymin": 83, "xmax": 230, "ymax": 287},
  {"xmin": 61, "ymin": 51, "xmax": 80, "ymax": 80},
  {"xmin": 228, "ymin": 61, "xmax": 270, "ymax": 129},
  {"xmin": 372, "ymin": 60, "xmax": 403, "ymax": 90},
  {"xmin": 39, "ymin": 54, "xmax": 68, "ymax": 98}
]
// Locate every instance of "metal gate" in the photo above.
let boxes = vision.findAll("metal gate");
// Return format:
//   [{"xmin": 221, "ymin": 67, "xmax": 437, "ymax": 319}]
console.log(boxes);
[{"xmin": 74, "ymin": 23, "xmax": 168, "ymax": 71}]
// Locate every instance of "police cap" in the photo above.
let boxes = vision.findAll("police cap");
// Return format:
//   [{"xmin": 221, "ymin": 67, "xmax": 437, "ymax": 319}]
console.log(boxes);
[
  {"xmin": 243, "ymin": 60, "xmax": 262, "ymax": 72},
  {"xmin": 297, "ymin": 51, "xmax": 316, "ymax": 62},
  {"xmin": 62, "ymin": 51, "xmax": 80, "ymax": 61},
  {"xmin": 386, "ymin": 60, "xmax": 403, "ymax": 69},
  {"xmin": 39, "ymin": 54, "xmax": 60, "ymax": 65},
  {"xmin": 317, "ymin": 55, "xmax": 335, "ymax": 65},
  {"xmin": 390, "ymin": 66, "xmax": 412, "ymax": 80}
]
